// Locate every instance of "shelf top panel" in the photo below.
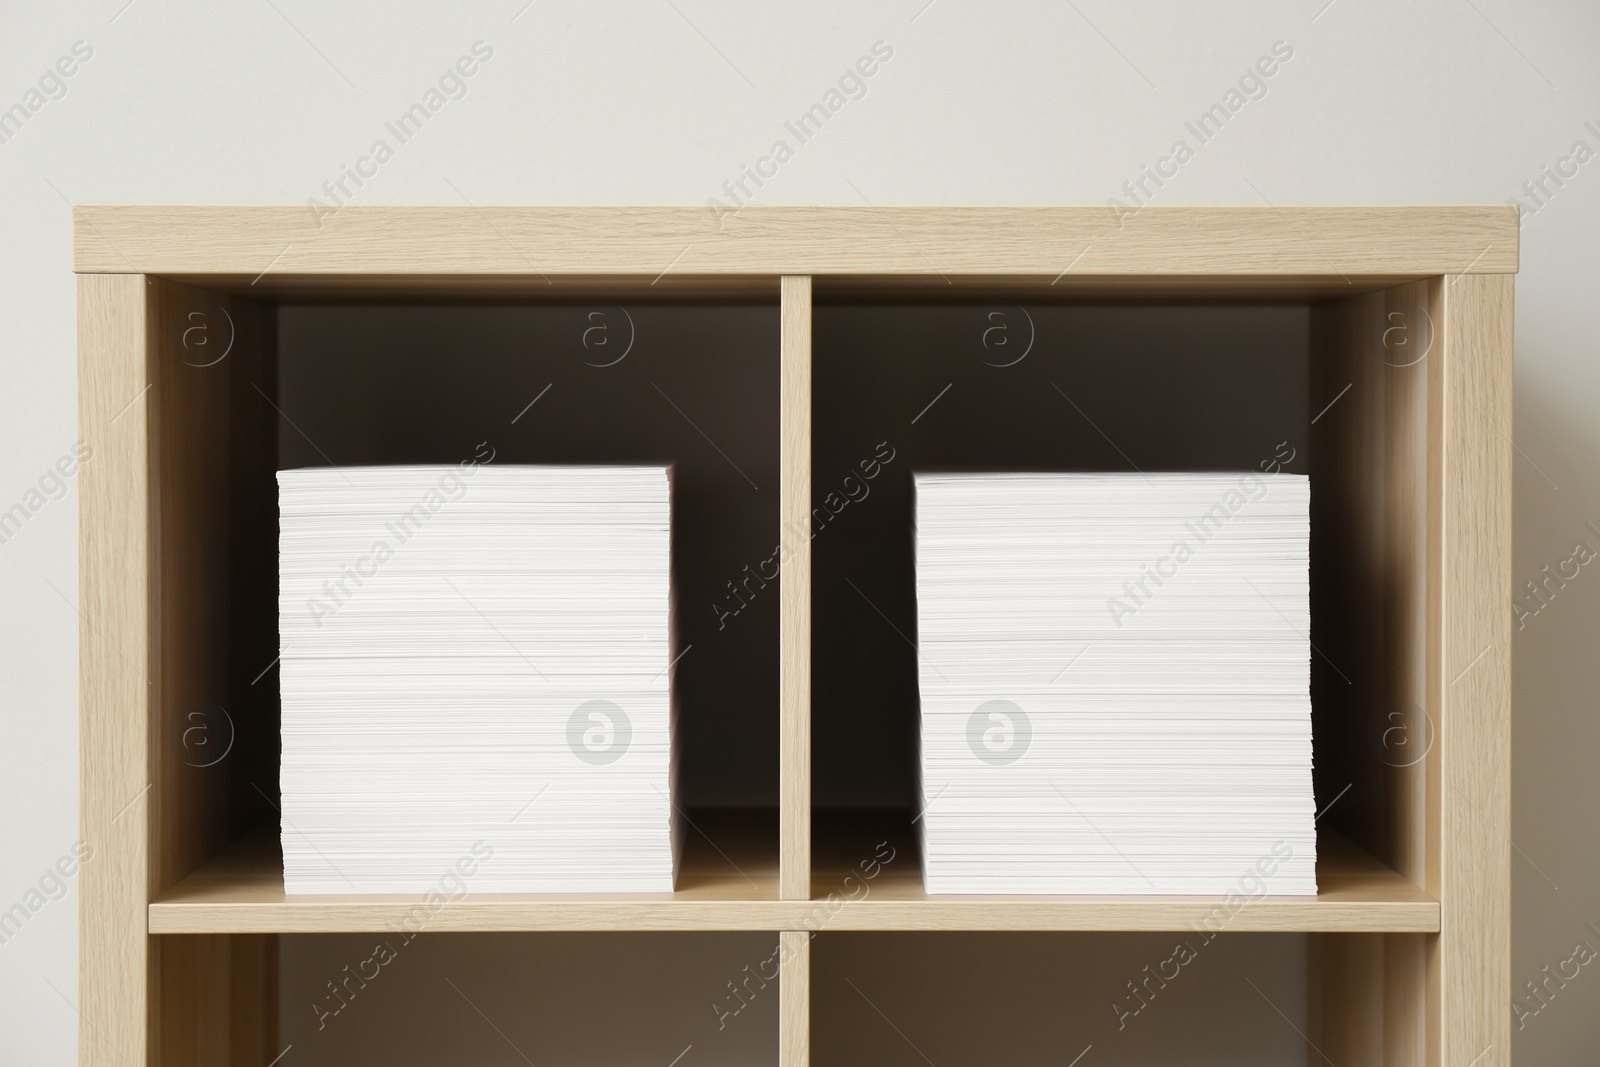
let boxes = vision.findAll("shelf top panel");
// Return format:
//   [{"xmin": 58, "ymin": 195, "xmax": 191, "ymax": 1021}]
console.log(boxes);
[
  {"xmin": 75, "ymin": 206, "xmax": 1516, "ymax": 288},
  {"xmin": 150, "ymin": 817, "xmax": 1438, "ymax": 936}
]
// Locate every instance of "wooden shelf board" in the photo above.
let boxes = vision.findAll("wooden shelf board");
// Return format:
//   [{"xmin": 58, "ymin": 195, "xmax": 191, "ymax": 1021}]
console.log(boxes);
[
  {"xmin": 807, "ymin": 811, "xmax": 1439, "ymax": 934},
  {"xmin": 150, "ymin": 811, "xmax": 1436, "ymax": 935}
]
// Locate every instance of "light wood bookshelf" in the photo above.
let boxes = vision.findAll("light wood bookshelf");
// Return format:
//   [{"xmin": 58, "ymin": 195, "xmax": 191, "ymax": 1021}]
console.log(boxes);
[{"xmin": 76, "ymin": 205, "xmax": 1514, "ymax": 1066}]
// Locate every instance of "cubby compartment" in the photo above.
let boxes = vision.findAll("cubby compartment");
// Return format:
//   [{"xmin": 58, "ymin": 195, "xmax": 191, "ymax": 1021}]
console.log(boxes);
[
  {"xmin": 146, "ymin": 286, "xmax": 785, "ymax": 925},
  {"xmin": 812, "ymin": 931, "xmax": 1420, "ymax": 1066},
  {"xmin": 154, "ymin": 932, "xmax": 780, "ymax": 1066},
  {"xmin": 809, "ymin": 294, "xmax": 1434, "ymax": 909}
]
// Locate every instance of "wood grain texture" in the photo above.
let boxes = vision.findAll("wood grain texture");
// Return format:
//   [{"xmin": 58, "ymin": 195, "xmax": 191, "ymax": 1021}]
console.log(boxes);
[
  {"xmin": 779, "ymin": 930, "xmax": 809, "ymax": 1067},
  {"xmin": 78, "ymin": 273, "xmax": 153, "ymax": 1067},
  {"xmin": 1438, "ymin": 273, "xmax": 1513, "ymax": 1067},
  {"xmin": 780, "ymin": 276, "xmax": 812, "ymax": 901},
  {"xmin": 74, "ymin": 205, "xmax": 1517, "ymax": 277}
]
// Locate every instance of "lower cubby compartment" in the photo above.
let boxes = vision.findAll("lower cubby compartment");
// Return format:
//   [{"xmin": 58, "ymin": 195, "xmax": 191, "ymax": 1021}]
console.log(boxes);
[
  {"xmin": 159, "ymin": 932, "xmax": 780, "ymax": 1066},
  {"xmin": 811, "ymin": 931, "xmax": 1421, "ymax": 1066}
]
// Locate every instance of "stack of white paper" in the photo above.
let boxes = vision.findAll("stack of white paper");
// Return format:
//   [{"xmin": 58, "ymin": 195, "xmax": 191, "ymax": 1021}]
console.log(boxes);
[
  {"xmin": 278, "ymin": 465, "xmax": 677, "ymax": 894},
  {"xmin": 915, "ymin": 472, "xmax": 1316, "ymax": 895}
]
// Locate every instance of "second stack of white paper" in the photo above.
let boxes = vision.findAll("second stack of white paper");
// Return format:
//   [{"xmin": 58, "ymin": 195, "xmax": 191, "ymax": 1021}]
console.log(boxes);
[{"xmin": 915, "ymin": 471, "xmax": 1317, "ymax": 895}]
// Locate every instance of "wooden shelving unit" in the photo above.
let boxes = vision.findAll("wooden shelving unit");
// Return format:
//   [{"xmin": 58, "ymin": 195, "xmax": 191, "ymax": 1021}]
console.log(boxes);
[{"xmin": 76, "ymin": 205, "xmax": 1514, "ymax": 1066}]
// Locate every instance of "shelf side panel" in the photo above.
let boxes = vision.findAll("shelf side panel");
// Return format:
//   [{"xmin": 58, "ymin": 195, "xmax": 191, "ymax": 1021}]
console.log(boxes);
[
  {"xmin": 1439, "ymin": 273, "xmax": 1513, "ymax": 1067},
  {"xmin": 780, "ymin": 276, "xmax": 812, "ymax": 900},
  {"xmin": 78, "ymin": 273, "xmax": 154, "ymax": 1067}
]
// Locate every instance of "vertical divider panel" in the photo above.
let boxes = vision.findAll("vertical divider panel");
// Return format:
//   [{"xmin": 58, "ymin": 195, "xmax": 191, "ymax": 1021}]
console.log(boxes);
[
  {"xmin": 1437, "ymin": 273, "xmax": 1513, "ymax": 1067},
  {"xmin": 78, "ymin": 273, "xmax": 153, "ymax": 1066},
  {"xmin": 779, "ymin": 930, "xmax": 810, "ymax": 1067},
  {"xmin": 1308, "ymin": 280, "xmax": 1434, "ymax": 878},
  {"xmin": 780, "ymin": 276, "xmax": 813, "ymax": 901}
]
